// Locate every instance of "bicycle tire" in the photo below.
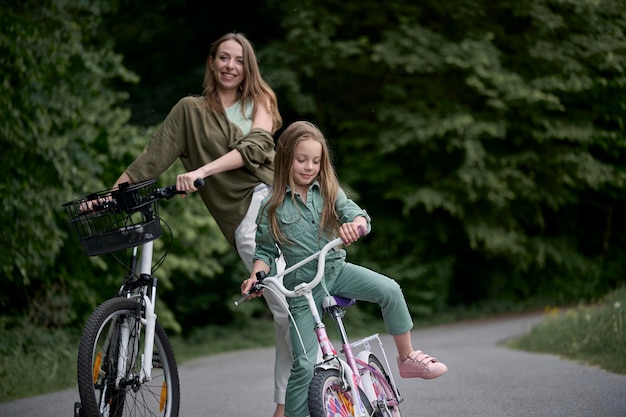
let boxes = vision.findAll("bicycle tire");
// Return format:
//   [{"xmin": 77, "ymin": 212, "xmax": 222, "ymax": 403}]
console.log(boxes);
[
  {"xmin": 77, "ymin": 297, "xmax": 180, "ymax": 417},
  {"xmin": 308, "ymin": 368, "xmax": 373, "ymax": 417},
  {"xmin": 361, "ymin": 353, "xmax": 402, "ymax": 417}
]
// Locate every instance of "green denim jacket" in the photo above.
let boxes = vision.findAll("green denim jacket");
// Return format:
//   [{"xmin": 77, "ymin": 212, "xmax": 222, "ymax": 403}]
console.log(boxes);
[{"xmin": 254, "ymin": 181, "xmax": 371, "ymax": 288}]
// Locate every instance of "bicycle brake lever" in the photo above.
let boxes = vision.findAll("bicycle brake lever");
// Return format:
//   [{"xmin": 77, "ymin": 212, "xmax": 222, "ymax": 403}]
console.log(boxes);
[
  {"xmin": 234, "ymin": 273, "xmax": 265, "ymax": 306},
  {"xmin": 234, "ymin": 284, "xmax": 263, "ymax": 306}
]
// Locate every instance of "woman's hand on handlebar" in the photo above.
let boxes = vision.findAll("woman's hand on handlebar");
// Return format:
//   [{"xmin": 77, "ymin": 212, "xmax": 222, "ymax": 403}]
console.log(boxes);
[
  {"xmin": 79, "ymin": 196, "xmax": 112, "ymax": 214},
  {"xmin": 176, "ymin": 170, "xmax": 205, "ymax": 195},
  {"xmin": 339, "ymin": 218, "xmax": 368, "ymax": 246}
]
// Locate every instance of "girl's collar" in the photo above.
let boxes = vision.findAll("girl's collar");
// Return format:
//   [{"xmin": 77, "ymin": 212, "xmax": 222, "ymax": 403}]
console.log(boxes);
[{"xmin": 285, "ymin": 180, "xmax": 320, "ymax": 195}]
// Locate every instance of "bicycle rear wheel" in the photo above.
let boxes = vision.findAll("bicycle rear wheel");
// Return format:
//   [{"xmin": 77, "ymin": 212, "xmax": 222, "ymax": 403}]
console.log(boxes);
[
  {"xmin": 77, "ymin": 297, "xmax": 180, "ymax": 417},
  {"xmin": 360, "ymin": 353, "xmax": 402, "ymax": 417},
  {"xmin": 308, "ymin": 368, "xmax": 372, "ymax": 417}
]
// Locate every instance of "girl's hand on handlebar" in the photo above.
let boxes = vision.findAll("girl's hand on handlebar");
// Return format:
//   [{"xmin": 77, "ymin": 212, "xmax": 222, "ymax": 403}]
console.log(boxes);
[
  {"xmin": 241, "ymin": 278, "xmax": 263, "ymax": 299},
  {"xmin": 339, "ymin": 220, "xmax": 367, "ymax": 246}
]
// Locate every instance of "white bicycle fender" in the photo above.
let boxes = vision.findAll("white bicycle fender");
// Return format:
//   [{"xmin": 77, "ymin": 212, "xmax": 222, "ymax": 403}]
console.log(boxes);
[{"xmin": 356, "ymin": 351, "xmax": 377, "ymax": 404}]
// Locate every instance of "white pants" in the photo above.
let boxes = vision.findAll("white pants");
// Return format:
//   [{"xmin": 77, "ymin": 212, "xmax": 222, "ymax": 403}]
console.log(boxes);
[{"xmin": 235, "ymin": 184, "xmax": 291, "ymax": 405}]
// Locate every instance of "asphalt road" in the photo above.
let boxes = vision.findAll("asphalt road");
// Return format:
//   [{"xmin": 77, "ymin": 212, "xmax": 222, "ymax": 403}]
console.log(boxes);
[{"xmin": 1, "ymin": 313, "xmax": 625, "ymax": 417}]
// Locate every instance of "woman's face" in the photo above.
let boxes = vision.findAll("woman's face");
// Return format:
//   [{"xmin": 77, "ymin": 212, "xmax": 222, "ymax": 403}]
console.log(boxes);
[
  {"xmin": 291, "ymin": 138, "xmax": 322, "ymax": 194},
  {"xmin": 213, "ymin": 39, "xmax": 244, "ymax": 91}
]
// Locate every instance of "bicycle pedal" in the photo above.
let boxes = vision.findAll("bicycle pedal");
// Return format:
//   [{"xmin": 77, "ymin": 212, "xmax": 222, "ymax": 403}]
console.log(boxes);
[{"xmin": 74, "ymin": 401, "xmax": 84, "ymax": 417}]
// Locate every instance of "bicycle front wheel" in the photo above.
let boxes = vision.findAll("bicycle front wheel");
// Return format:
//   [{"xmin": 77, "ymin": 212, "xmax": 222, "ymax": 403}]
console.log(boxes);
[
  {"xmin": 308, "ymin": 368, "xmax": 372, "ymax": 417},
  {"xmin": 77, "ymin": 297, "xmax": 180, "ymax": 417}
]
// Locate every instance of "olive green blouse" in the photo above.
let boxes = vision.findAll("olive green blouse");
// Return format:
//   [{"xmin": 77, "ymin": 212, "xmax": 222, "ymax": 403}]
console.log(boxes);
[{"xmin": 125, "ymin": 95, "xmax": 275, "ymax": 246}]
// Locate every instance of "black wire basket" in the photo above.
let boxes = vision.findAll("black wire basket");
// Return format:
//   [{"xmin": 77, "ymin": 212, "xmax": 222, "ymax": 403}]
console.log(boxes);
[{"xmin": 62, "ymin": 179, "xmax": 162, "ymax": 256}]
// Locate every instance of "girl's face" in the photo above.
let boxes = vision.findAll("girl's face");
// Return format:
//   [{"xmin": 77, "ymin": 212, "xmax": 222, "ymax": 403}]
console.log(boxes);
[
  {"xmin": 291, "ymin": 138, "xmax": 322, "ymax": 194},
  {"xmin": 213, "ymin": 39, "xmax": 244, "ymax": 92}
]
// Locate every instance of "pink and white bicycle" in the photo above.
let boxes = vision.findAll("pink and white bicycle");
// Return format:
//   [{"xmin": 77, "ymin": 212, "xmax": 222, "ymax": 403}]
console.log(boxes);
[{"xmin": 236, "ymin": 234, "xmax": 403, "ymax": 417}]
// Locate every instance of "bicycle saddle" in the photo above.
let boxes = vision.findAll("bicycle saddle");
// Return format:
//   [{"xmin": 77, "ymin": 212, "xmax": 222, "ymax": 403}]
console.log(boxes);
[{"xmin": 322, "ymin": 295, "xmax": 356, "ymax": 309}]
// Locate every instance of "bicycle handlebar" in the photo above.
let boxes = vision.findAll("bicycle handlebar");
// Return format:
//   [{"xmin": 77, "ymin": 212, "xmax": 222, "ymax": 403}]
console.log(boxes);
[
  {"xmin": 149, "ymin": 177, "xmax": 205, "ymax": 200},
  {"xmin": 235, "ymin": 226, "xmax": 367, "ymax": 305},
  {"xmin": 87, "ymin": 177, "xmax": 205, "ymax": 214},
  {"xmin": 195, "ymin": 177, "xmax": 205, "ymax": 188},
  {"xmin": 150, "ymin": 177, "xmax": 204, "ymax": 200}
]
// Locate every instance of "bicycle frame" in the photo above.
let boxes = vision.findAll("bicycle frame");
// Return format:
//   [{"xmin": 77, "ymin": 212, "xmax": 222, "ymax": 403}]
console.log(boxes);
[
  {"xmin": 313, "ymin": 295, "xmax": 402, "ymax": 416},
  {"xmin": 305, "ymin": 291, "xmax": 369, "ymax": 417}
]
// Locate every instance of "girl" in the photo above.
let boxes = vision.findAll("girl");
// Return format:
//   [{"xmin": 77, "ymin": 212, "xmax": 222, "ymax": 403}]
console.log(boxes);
[{"xmin": 243, "ymin": 121, "xmax": 447, "ymax": 417}]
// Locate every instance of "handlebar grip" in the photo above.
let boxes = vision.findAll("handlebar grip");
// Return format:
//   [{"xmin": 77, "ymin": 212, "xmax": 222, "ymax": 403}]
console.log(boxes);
[
  {"xmin": 194, "ymin": 178, "xmax": 205, "ymax": 188},
  {"xmin": 156, "ymin": 185, "xmax": 185, "ymax": 199},
  {"xmin": 358, "ymin": 225, "xmax": 368, "ymax": 237},
  {"xmin": 234, "ymin": 293, "xmax": 250, "ymax": 306}
]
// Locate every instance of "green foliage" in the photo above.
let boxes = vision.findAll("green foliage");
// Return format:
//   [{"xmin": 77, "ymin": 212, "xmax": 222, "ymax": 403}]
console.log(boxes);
[
  {"xmin": 2, "ymin": 0, "xmax": 626, "ymax": 363},
  {"xmin": 0, "ymin": 0, "xmax": 139, "ymax": 317},
  {"xmin": 260, "ymin": 0, "xmax": 626, "ymax": 313},
  {"xmin": 0, "ymin": 0, "xmax": 233, "ymax": 333}
]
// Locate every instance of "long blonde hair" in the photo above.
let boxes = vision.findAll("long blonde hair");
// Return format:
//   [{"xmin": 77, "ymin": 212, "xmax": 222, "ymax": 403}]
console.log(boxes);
[
  {"xmin": 202, "ymin": 32, "xmax": 282, "ymax": 133},
  {"xmin": 267, "ymin": 121, "xmax": 340, "ymax": 244}
]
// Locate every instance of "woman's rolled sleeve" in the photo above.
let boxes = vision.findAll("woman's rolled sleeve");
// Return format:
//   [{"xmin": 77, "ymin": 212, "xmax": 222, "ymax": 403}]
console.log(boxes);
[{"xmin": 234, "ymin": 127, "xmax": 275, "ymax": 174}]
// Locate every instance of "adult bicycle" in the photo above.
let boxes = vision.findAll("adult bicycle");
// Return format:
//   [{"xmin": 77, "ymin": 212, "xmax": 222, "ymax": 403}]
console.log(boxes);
[
  {"xmin": 62, "ymin": 178, "xmax": 203, "ymax": 417},
  {"xmin": 236, "ymin": 233, "xmax": 403, "ymax": 417}
]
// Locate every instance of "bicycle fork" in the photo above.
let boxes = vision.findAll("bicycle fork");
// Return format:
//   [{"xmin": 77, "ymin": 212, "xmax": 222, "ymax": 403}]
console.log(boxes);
[{"xmin": 118, "ymin": 241, "xmax": 158, "ymax": 386}]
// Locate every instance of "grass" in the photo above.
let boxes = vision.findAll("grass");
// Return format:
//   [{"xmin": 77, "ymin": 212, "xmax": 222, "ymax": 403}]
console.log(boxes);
[
  {"xmin": 0, "ymin": 321, "xmax": 79, "ymax": 403},
  {"xmin": 506, "ymin": 285, "xmax": 626, "ymax": 375},
  {"xmin": 1, "ymin": 286, "xmax": 624, "ymax": 404}
]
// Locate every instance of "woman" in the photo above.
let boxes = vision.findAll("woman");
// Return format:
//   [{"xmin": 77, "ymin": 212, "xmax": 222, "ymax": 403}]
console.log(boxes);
[{"xmin": 113, "ymin": 32, "xmax": 290, "ymax": 417}]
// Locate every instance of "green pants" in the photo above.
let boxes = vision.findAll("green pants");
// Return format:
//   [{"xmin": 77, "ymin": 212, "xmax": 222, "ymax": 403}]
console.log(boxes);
[{"xmin": 284, "ymin": 261, "xmax": 414, "ymax": 417}]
